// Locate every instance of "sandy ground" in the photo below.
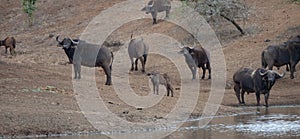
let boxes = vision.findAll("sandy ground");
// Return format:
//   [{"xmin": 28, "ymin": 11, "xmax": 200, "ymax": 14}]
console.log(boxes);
[{"xmin": 0, "ymin": 0, "xmax": 299, "ymax": 137}]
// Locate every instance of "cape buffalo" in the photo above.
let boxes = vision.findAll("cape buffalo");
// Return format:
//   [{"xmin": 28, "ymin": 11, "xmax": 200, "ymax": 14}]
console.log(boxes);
[
  {"xmin": 56, "ymin": 36, "xmax": 114, "ymax": 85},
  {"xmin": 261, "ymin": 44, "xmax": 290, "ymax": 71},
  {"xmin": 261, "ymin": 35, "xmax": 300, "ymax": 76},
  {"xmin": 233, "ymin": 68, "xmax": 284, "ymax": 107},
  {"xmin": 179, "ymin": 46, "xmax": 211, "ymax": 79},
  {"xmin": 128, "ymin": 35, "xmax": 149, "ymax": 73},
  {"xmin": 141, "ymin": 0, "xmax": 171, "ymax": 24},
  {"xmin": 287, "ymin": 41, "xmax": 300, "ymax": 79},
  {"xmin": 147, "ymin": 72, "xmax": 174, "ymax": 97},
  {"xmin": 0, "ymin": 37, "xmax": 16, "ymax": 56}
]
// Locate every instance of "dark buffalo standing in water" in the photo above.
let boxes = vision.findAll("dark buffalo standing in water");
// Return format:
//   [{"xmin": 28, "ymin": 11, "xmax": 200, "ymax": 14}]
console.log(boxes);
[
  {"xmin": 56, "ymin": 36, "xmax": 114, "ymax": 85},
  {"xmin": 261, "ymin": 35, "xmax": 300, "ymax": 79},
  {"xmin": 233, "ymin": 68, "xmax": 285, "ymax": 107}
]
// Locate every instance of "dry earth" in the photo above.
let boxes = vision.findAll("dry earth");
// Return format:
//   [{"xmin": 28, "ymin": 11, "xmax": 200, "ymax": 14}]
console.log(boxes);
[{"xmin": 0, "ymin": 0, "xmax": 299, "ymax": 137}]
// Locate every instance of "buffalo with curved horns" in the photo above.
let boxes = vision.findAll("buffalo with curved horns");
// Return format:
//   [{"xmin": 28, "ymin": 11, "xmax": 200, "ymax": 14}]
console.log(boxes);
[
  {"xmin": 56, "ymin": 36, "xmax": 114, "ymax": 85},
  {"xmin": 178, "ymin": 45, "xmax": 211, "ymax": 80},
  {"xmin": 233, "ymin": 68, "xmax": 285, "ymax": 107}
]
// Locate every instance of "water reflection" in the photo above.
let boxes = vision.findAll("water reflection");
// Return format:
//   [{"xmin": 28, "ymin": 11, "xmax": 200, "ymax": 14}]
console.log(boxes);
[
  {"xmin": 167, "ymin": 106, "xmax": 300, "ymax": 139},
  {"xmin": 41, "ymin": 106, "xmax": 300, "ymax": 139}
]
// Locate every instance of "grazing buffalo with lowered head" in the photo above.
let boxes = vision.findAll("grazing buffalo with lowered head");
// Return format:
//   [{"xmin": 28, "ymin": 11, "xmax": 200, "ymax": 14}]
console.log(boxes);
[
  {"xmin": 141, "ymin": 0, "xmax": 171, "ymax": 24},
  {"xmin": 128, "ymin": 34, "xmax": 149, "ymax": 73},
  {"xmin": 56, "ymin": 36, "xmax": 114, "ymax": 85},
  {"xmin": 0, "ymin": 37, "xmax": 16, "ymax": 56},
  {"xmin": 233, "ymin": 68, "xmax": 285, "ymax": 107},
  {"xmin": 147, "ymin": 71, "xmax": 174, "ymax": 97},
  {"xmin": 178, "ymin": 45, "xmax": 211, "ymax": 79}
]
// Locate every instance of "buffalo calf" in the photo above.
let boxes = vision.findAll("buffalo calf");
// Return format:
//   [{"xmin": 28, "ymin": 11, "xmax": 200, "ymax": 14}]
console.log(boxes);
[
  {"xmin": 147, "ymin": 72, "xmax": 174, "ymax": 97},
  {"xmin": 0, "ymin": 37, "xmax": 16, "ymax": 56}
]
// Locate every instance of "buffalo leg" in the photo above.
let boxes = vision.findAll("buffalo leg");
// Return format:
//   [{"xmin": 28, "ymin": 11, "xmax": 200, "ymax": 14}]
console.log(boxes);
[
  {"xmin": 201, "ymin": 66, "xmax": 206, "ymax": 79},
  {"xmin": 165, "ymin": 10, "xmax": 170, "ymax": 19},
  {"xmin": 268, "ymin": 65, "xmax": 273, "ymax": 70},
  {"xmin": 73, "ymin": 64, "xmax": 77, "ymax": 79},
  {"xmin": 153, "ymin": 18, "xmax": 157, "ymax": 24},
  {"xmin": 290, "ymin": 61, "xmax": 298, "ymax": 79},
  {"xmin": 188, "ymin": 65, "xmax": 196, "ymax": 80},
  {"xmin": 135, "ymin": 58, "xmax": 139, "ymax": 71},
  {"xmin": 153, "ymin": 84, "xmax": 156, "ymax": 95},
  {"xmin": 74, "ymin": 64, "xmax": 81, "ymax": 79},
  {"xmin": 143, "ymin": 54, "xmax": 147, "ymax": 65},
  {"xmin": 5, "ymin": 46, "xmax": 8, "ymax": 54},
  {"xmin": 151, "ymin": 12, "xmax": 157, "ymax": 24},
  {"xmin": 77, "ymin": 65, "xmax": 81, "ymax": 79},
  {"xmin": 264, "ymin": 92, "xmax": 269, "ymax": 107},
  {"xmin": 130, "ymin": 57, "xmax": 134, "ymax": 71},
  {"xmin": 10, "ymin": 47, "xmax": 15, "ymax": 56},
  {"xmin": 234, "ymin": 85, "xmax": 242, "ymax": 104},
  {"xmin": 102, "ymin": 66, "xmax": 112, "ymax": 85},
  {"xmin": 286, "ymin": 64, "xmax": 290, "ymax": 72},
  {"xmin": 207, "ymin": 63, "xmax": 212, "ymax": 79},
  {"xmin": 139, "ymin": 57, "xmax": 145, "ymax": 73},
  {"xmin": 241, "ymin": 91, "xmax": 245, "ymax": 104},
  {"xmin": 167, "ymin": 84, "xmax": 174, "ymax": 97},
  {"xmin": 156, "ymin": 84, "xmax": 159, "ymax": 95},
  {"xmin": 255, "ymin": 93, "xmax": 261, "ymax": 106}
]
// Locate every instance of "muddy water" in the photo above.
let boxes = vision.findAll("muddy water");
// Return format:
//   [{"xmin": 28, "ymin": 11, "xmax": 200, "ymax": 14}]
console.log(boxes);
[{"xmin": 40, "ymin": 106, "xmax": 300, "ymax": 139}]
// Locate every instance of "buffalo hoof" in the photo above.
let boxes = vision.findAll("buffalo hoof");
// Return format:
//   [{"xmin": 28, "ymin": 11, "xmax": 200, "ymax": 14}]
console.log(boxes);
[
  {"xmin": 141, "ymin": 69, "xmax": 145, "ymax": 73},
  {"xmin": 105, "ymin": 82, "xmax": 112, "ymax": 86},
  {"xmin": 135, "ymin": 68, "xmax": 138, "ymax": 71},
  {"xmin": 290, "ymin": 76, "xmax": 294, "ymax": 79}
]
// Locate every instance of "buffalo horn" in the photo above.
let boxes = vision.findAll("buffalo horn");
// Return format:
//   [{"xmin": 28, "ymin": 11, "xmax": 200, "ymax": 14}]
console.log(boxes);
[
  {"xmin": 259, "ymin": 69, "xmax": 268, "ymax": 76},
  {"xmin": 272, "ymin": 70, "xmax": 286, "ymax": 78},
  {"xmin": 56, "ymin": 35, "xmax": 62, "ymax": 43},
  {"xmin": 68, "ymin": 36, "xmax": 79, "ymax": 45}
]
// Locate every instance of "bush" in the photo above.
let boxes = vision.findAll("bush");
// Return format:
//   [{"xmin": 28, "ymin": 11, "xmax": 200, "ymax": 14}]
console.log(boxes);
[{"xmin": 22, "ymin": 0, "xmax": 38, "ymax": 26}]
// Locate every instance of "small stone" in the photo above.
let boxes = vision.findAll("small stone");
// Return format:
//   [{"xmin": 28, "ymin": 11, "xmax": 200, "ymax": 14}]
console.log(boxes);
[
  {"xmin": 137, "ymin": 108, "xmax": 143, "ymax": 110},
  {"xmin": 49, "ymin": 34, "xmax": 54, "ymax": 38}
]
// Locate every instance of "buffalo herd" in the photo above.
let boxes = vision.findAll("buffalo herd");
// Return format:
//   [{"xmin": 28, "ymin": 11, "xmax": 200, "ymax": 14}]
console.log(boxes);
[
  {"xmin": 1, "ymin": 0, "xmax": 299, "ymax": 108},
  {"xmin": 234, "ymin": 35, "xmax": 300, "ymax": 107}
]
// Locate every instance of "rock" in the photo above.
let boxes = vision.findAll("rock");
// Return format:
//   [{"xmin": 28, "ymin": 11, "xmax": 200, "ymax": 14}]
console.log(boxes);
[
  {"xmin": 136, "ymin": 108, "xmax": 143, "ymax": 110},
  {"xmin": 49, "ymin": 34, "xmax": 54, "ymax": 38},
  {"xmin": 122, "ymin": 111, "xmax": 129, "ymax": 114}
]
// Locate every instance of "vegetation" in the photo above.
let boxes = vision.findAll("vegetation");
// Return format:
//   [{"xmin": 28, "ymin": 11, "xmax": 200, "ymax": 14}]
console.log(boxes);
[
  {"xmin": 181, "ymin": 0, "xmax": 249, "ymax": 35},
  {"xmin": 22, "ymin": 0, "xmax": 38, "ymax": 26}
]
